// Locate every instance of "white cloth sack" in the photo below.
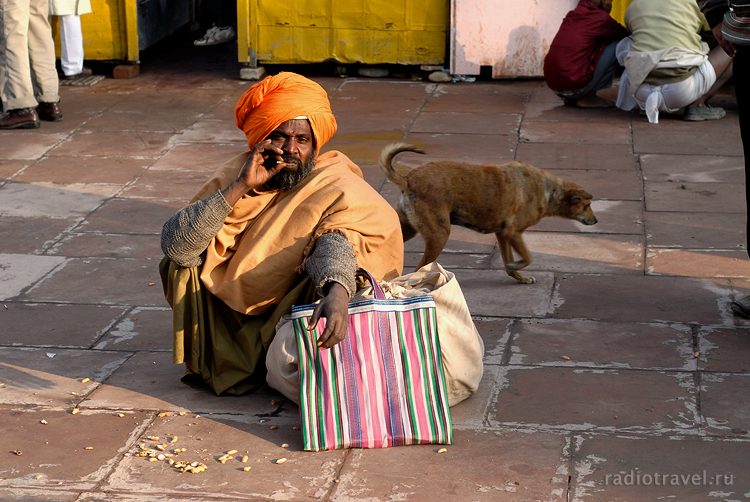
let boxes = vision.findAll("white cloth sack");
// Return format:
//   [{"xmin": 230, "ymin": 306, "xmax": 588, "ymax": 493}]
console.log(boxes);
[{"xmin": 266, "ymin": 262, "xmax": 484, "ymax": 407}]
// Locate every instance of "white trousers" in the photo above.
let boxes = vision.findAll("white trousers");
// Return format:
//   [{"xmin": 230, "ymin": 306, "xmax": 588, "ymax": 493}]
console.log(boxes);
[
  {"xmin": 58, "ymin": 14, "xmax": 83, "ymax": 76},
  {"xmin": 0, "ymin": 0, "xmax": 59, "ymax": 111}
]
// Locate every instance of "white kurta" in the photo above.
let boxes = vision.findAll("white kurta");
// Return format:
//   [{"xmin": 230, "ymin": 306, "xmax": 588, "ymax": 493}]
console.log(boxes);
[{"xmin": 49, "ymin": 0, "xmax": 91, "ymax": 16}]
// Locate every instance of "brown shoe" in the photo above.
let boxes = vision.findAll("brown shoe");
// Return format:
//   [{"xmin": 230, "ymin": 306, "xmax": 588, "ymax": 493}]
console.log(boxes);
[
  {"xmin": 36, "ymin": 101, "xmax": 63, "ymax": 121},
  {"xmin": 0, "ymin": 108, "xmax": 40, "ymax": 129}
]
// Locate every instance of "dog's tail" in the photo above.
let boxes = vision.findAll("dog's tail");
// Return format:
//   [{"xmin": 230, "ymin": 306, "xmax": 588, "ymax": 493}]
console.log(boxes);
[{"xmin": 379, "ymin": 143, "xmax": 426, "ymax": 191}]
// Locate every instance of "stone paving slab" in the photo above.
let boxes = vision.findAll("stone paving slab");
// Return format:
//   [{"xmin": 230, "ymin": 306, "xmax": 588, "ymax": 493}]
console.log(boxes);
[
  {"xmin": 633, "ymin": 130, "xmax": 744, "ymax": 157},
  {"xmin": 119, "ymin": 169, "xmax": 215, "ymax": 200},
  {"xmin": 411, "ymin": 111, "xmax": 521, "ymax": 135},
  {"xmin": 509, "ymin": 319, "xmax": 695, "ymax": 371},
  {"xmin": 332, "ymin": 430, "xmax": 569, "ymax": 502},
  {"xmin": 15, "ymin": 156, "xmax": 150, "ymax": 186},
  {"xmin": 452, "ymin": 269, "xmax": 556, "ymax": 318},
  {"xmin": 0, "ymin": 159, "xmax": 29, "ymax": 178},
  {"xmin": 149, "ymin": 143, "xmax": 248, "ymax": 172},
  {"xmin": 0, "ymin": 347, "xmax": 130, "ymax": 406},
  {"xmin": 77, "ymin": 198, "xmax": 181, "ymax": 235},
  {"xmin": 82, "ymin": 351, "xmax": 291, "ymax": 417},
  {"xmin": 97, "ymin": 413, "xmax": 345, "ymax": 501},
  {"xmin": 570, "ymin": 434, "xmax": 750, "ymax": 501},
  {"xmin": 639, "ymin": 153, "xmax": 744, "ymax": 183},
  {"xmin": 423, "ymin": 91, "xmax": 528, "ymax": 114},
  {"xmin": 523, "ymin": 100, "xmax": 632, "ymax": 123},
  {"xmin": 92, "ymin": 307, "xmax": 172, "ymax": 352},
  {"xmin": 48, "ymin": 233, "xmax": 163, "ymax": 259},
  {"xmin": 46, "ymin": 132, "xmax": 175, "ymax": 159},
  {"xmin": 698, "ymin": 327, "xmax": 750, "ymax": 373},
  {"xmin": 499, "ymin": 232, "xmax": 644, "ymax": 276},
  {"xmin": 0, "ymin": 408, "xmax": 151, "ymax": 492},
  {"xmin": 643, "ymin": 211, "xmax": 746, "ymax": 249},
  {"xmin": 0, "ymin": 182, "xmax": 107, "ymax": 218},
  {"xmin": 646, "ymin": 248, "xmax": 750, "ymax": 278},
  {"xmin": 0, "ymin": 132, "xmax": 68, "ymax": 160},
  {"xmin": 520, "ymin": 121, "xmax": 631, "ymax": 145},
  {"xmin": 0, "ymin": 253, "xmax": 66, "ymax": 300},
  {"xmin": 489, "ymin": 367, "xmax": 699, "ymax": 434},
  {"xmin": 0, "ymin": 217, "xmax": 76, "ymax": 254},
  {"xmin": 644, "ymin": 181, "xmax": 745, "ymax": 213},
  {"xmin": 552, "ymin": 274, "xmax": 733, "ymax": 325},
  {"xmin": 177, "ymin": 120, "xmax": 247, "ymax": 144},
  {"xmin": 515, "ymin": 143, "xmax": 639, "ymax": 171},
  {"xmin": 699, "ymin": 372, "xmax": 750, "ymax": 433},
  {"xmin": 81, "ymin": 110, "xmax": 203, "ymax": 134},
  {"xmin": 0, "ymin": 302, "xmax": 126, "ymax": 348},
  {"xmin": 20, "ymin": 257, "xmax": 165, "ymax": 306},
  {"xmin": 405, "ymin": 132, "xmax": 517, "ymax": 164}
]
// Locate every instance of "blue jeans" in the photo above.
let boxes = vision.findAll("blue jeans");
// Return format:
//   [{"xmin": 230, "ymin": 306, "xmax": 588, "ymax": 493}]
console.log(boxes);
[{"xmin": 555, "ymin": 39, "xmax": 621, "ymax": 102}]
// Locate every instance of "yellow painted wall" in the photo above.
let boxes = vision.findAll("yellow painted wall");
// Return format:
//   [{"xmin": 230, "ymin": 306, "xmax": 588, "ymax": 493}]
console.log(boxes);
[
  {"xmin": 239, "ymin": 0, "xmax": 448, "ymax": 65},
  {"xmin": 611, "ymin": 0, "xmax": 634, "ymax": 25},
  {"xmin": 51, "ymin": 0, "xmax": 138, "ymax": 62}
]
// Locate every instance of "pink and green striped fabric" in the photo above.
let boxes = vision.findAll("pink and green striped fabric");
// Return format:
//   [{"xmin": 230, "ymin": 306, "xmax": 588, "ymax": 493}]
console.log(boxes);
[{"xmin": 291, "ymin": 270, "xmax": 452, "ymax": 451}]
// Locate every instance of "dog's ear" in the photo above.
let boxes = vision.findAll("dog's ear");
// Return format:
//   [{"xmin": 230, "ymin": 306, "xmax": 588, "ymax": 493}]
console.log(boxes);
[{"xmin": 569, "ymin": 189, "xmax": 592, "ymax": 203}]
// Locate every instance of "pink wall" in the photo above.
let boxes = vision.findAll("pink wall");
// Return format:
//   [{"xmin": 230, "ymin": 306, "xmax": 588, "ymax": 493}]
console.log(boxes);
[{"xmin": 450, "ymin": 0, "xmax": 579, "ymax": 78}]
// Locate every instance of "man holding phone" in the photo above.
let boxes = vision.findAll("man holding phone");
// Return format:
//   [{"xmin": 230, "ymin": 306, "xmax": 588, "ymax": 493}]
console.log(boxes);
[{"xmin": 159, "ymin": 72, "xmax": 404, "ymax": 396}]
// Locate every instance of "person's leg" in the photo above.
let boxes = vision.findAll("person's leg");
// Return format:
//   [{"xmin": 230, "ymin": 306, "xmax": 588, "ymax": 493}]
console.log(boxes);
[
  {"xmin": 59, "ymin": 14, "xmax": 84, "ymax": 77},
  {"xmin": 730, "ymin": 47, "xmax": 750, "ymax": 316},
  {"xmin": 0, "ymin": 0, "xmax": 37, "ymax": 111},
  {"xmin": 734, "ymin": 48, "xmax": 750, "ymax": 257},
  {"xmin": 691, "ymin": 46, "xmax": 734, "ymax": 107},
  {"xmin": 26, "ymin": 0, "xmax": 59, "ymax": 105},
  {"xmin": 576, "ymin": 39, "xmax": 621, "ymax": 108}
]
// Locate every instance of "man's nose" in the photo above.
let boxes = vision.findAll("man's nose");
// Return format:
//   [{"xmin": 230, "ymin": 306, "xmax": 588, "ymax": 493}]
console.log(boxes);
[{"xmin": 282, "ymin": 137, "xmax": 298, "ymax": 154}]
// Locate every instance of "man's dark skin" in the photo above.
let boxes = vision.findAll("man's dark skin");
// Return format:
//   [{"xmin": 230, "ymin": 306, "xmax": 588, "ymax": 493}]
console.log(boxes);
[{"xmin": 220, "ymin": 119, "xmax": 349, "ymax": 350}]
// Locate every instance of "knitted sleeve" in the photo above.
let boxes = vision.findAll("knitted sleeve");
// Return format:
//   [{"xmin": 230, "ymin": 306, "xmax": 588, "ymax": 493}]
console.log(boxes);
[
  {"xmin": 305, "ymin": 232, "xmax": 357, "ymax": 299},
  {"xmin": 160, "ymin": 191, "xmax": 233, "ymax": 268}
]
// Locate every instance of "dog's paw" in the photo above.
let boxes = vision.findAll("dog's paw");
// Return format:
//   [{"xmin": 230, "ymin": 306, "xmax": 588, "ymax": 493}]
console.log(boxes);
[{"xmin": 518, "ymin": 275, "xmax": 536, "ymax": 284}]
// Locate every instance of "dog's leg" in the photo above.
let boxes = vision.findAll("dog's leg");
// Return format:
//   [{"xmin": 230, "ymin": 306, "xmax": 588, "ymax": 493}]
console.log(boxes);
[
  {"xmin": 495, "ymin": 232, "xmax": 536, "ymax": 284},
  {"xmin": 398, "ymin": 208, "xmax": 418, "ymax": 242},
  {"xmin": 416, "ymin": 217, "xmax": 451, "ymax": 269}
]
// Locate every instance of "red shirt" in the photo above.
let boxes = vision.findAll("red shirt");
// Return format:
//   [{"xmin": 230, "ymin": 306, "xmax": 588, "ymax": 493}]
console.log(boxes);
[{"xmin": 543, "ymin": 1, "xmax": 629, "ymax": 91}]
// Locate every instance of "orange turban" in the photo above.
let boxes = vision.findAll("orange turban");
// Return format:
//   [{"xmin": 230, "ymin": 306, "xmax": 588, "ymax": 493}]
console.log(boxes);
[{"xmin": 234, "ymin": 72, "xmax": 337, "ymax": 152}]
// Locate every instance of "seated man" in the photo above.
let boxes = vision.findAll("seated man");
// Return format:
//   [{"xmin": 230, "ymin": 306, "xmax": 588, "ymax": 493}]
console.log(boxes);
[
  {"xmin": 543, "ymin": 0, "xmax": 629, "ymax": 108},
  {"xmin": 616, "ymin": 0, "xmax": 734, "ymax": 123},
  {"xmin": 159, "ymin": 72, "xmax": 404, "ymax": 396}
]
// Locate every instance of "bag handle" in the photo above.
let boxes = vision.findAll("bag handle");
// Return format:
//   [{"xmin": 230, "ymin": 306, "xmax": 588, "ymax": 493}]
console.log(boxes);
[{"xmin": 355, "ymin": 268, "xmax": 387, "ymax": 300}]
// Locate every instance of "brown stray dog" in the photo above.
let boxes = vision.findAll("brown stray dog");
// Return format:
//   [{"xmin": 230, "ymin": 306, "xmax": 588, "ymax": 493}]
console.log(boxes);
[{"xmin": 380, "ymin": 143, "xmax": 598, "ymax": 284}]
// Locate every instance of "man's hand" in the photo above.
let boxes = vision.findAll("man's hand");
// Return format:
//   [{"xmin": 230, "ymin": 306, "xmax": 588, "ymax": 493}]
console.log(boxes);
[
  {"xmin": 713, "ymin": 23, "xmax": 737, "ymax": 57},
  {"xmin": 221, "ymin": 139, "xmax": 288, "ymax": 206},
  {"xmin": 308, "ymin": 282, "xmax": 349, "ymax": 349}
]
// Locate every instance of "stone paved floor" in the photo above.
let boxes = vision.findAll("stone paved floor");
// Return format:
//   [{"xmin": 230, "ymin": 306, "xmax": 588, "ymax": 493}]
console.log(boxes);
[{"xmin": 1, "ymin": 34, "xmax": 749, "ymax": 502}]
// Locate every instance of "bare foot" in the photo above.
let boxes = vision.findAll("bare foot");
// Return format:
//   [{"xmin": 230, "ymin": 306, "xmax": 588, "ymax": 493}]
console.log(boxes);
[{"xmin": 575, "ymin": 94, "xmax": 615, "ymax": 108}]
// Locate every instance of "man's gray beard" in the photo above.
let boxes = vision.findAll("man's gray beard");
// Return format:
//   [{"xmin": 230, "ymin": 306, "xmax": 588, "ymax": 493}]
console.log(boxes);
[{"xmin": 265, "ymin": 150, "xmax": 317, "ymax": 191}]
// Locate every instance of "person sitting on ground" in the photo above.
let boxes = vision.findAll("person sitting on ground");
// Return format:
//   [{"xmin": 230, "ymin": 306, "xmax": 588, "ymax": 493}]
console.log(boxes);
[
  {"xmin": 543, "ymin": 0, "xmax": 629, "ymax": 108},
  {"xmin": 615, "ymin": 0, "xmax": 734, "ymax": 123},
  {"xmin": 159, "ymin": 72, "xmax": 404, "ymax": 396}
]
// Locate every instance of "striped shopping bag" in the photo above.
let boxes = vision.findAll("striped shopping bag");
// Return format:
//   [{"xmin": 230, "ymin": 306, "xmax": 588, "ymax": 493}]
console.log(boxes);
[{"xmin": 291, "ymin": 269, "xmax": 453, "ymax": 451}]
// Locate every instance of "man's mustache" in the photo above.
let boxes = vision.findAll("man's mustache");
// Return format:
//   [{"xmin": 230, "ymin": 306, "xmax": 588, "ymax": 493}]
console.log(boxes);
[{"xmin": 282, "ymin": 153, "xmax": 302, "ymax": 166}]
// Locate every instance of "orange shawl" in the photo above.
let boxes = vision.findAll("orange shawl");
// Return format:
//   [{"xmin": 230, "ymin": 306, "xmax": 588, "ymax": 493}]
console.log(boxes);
[{"xmin": 190, "ymin": 150, "xmax": 404, "ymax": 315}]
